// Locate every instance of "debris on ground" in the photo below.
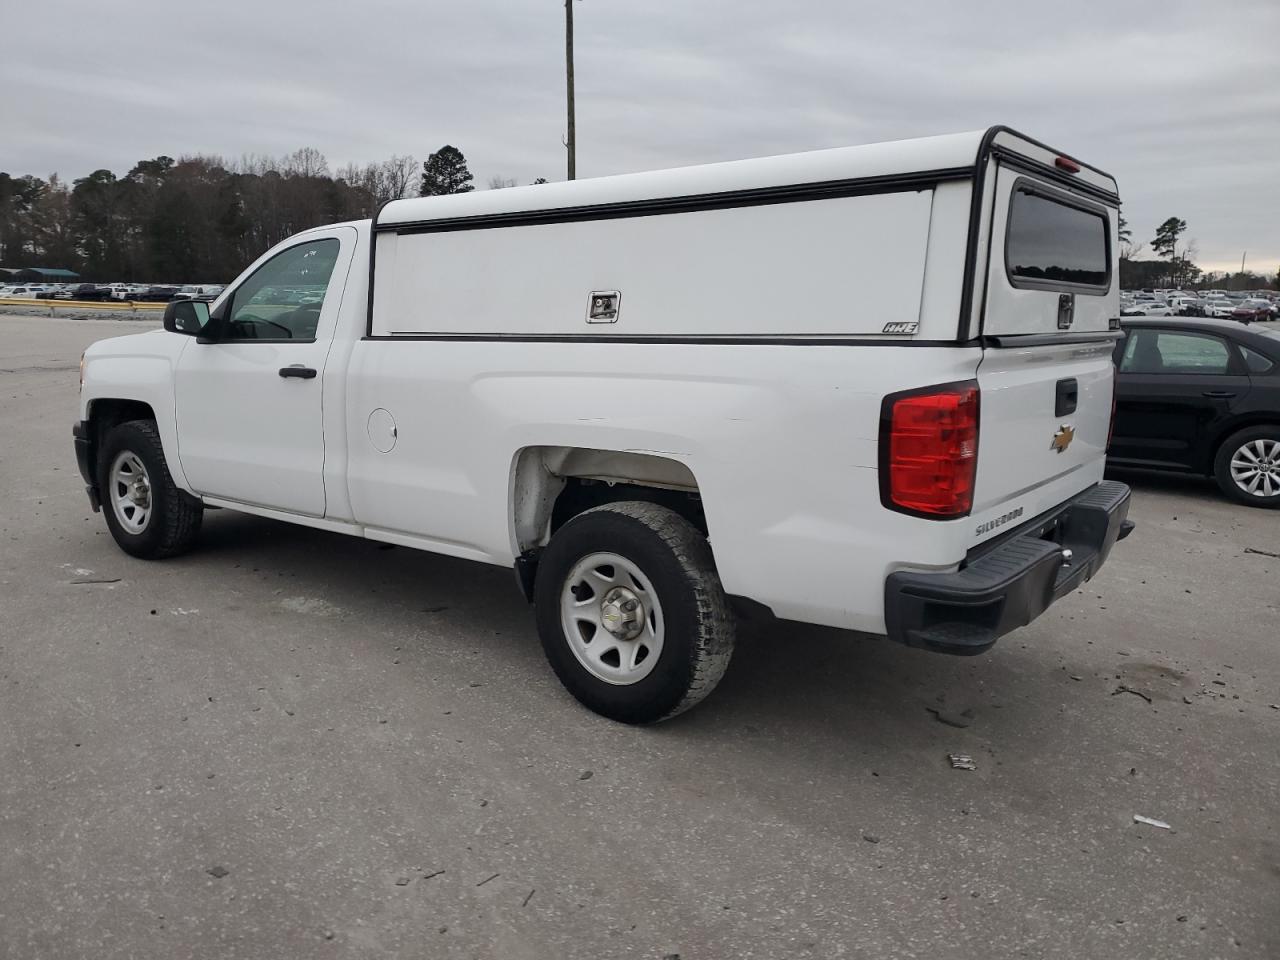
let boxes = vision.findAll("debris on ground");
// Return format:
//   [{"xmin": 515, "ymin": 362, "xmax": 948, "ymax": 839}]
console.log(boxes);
[
  {"xmin": 861, "ymin": 832, "xmax": 881, "ymax": 844},
  {"xmin": 70, "ymin": 577, "xmax": 121, "ymax": 584},
  {"xmin": 1243, "ymin": 547, "xmax": 1280, "ymax": 559},
  {"xmin": 947, "ymin": 754, "xmax": 977, "ymax": 771},
  {"xmin": 522, "ymin": 889, "xmax": 536, "ymax": 907},
  {"xmin": 1112, "ymin": 684, "xmax": 1153, "ymax": 704},
  {"xmin": 578, "ymin": 770, "xmax": 594, "ymax": 780},
  {"xmin": 423, "ymin": 869, "xmax": 445, "ymax": 880},
  {"xmin": 926, "ymin": 706, "xmax": 974, "ymax": 728},
  {"xmin": 394, "ymin": 877, "xmax": 411, "ymax": 886},
  {"xmin": 1133, "ymin": 814, "xmax": 1171, "ymax": 830},
  {"xmin": 476, "ymin": 873, "xmax": 500, "ymax": 887},
  {"xmin": 206, "ymin": 866, "xmax": 229, "ymax": 878}
]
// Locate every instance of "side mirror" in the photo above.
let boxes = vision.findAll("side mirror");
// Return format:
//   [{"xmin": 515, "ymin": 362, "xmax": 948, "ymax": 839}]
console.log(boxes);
[{"xmin": 164, "ymin": 299, "xmax": 211, "ymax": 336}]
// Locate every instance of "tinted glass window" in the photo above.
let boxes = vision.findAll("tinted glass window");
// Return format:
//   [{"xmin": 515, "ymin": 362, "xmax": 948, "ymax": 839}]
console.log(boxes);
[
  {"xmin": 1007, "ymin": 188, "xmax": 1109, "ymax": 289},
  {"xmin": 1240, "ymin": 346, "xmax": 1274, "ymax": 374},
  {"xmin": 1120, "ymin": 330, "xmax": 1231, "ymax": 375},
  {"xmin": 224, "ymin": 239, "xmax": 340, "ymax": 341}
]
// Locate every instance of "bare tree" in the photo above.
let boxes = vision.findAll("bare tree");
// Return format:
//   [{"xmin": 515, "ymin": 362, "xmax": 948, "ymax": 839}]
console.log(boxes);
[
  {"xmin": 487, "ymin": 176, "xmax": 518, "ymax": 190},
  {"xmin": 282, "ymin": 147, "xmax": 330, "ymax": 179},
  {"xmin": 380, "ymin": 155, "xmax": 418, "ymax": 201}
]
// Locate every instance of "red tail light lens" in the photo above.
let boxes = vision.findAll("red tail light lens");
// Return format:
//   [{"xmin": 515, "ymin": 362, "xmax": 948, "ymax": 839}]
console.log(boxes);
[{"xmin": 880, "ymin": 382, "xmax": 980, "ymax": 518}]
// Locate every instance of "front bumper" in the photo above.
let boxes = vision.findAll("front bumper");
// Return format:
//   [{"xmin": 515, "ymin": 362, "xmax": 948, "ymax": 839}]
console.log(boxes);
[
  {"xmin": 72, "ymin": 420, "xmax": 101, "ymax": 512},
  {"xmin": 884, "ymin": 480, "xmax": 1132, "ymax": 656}
]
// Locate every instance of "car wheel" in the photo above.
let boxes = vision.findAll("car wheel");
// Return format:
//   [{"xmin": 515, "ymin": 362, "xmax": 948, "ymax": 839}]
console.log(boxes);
[
  {"xmin": 533, "ymin": 501, "xmax": 735, "ymax": 723},
  {"xmin": 1213, "ymin": 427, "xmax": 1280, "ymax": 508},
  {"xmin": 98, "ymin": 419, "xmax": 204, "ymax": 557}
]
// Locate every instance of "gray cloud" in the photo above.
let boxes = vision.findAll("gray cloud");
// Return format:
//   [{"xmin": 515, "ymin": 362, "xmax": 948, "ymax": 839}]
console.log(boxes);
[{"xmin": 2, "ymin": 0, "xmax": 1277, "ymax": 272}]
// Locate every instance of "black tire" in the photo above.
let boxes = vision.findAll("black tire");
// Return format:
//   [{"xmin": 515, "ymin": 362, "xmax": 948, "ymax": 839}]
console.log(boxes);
[
  {"xmin": 98, "ymin": 419, "xmax": 204, "ymax": 557},
  {"xmin": 533, "ymin": 501, "xmax": 735, "ymax": 724},
  {"xmin": 1212, "ymin": 425, "xmax": 1280, "ymax": 508}
]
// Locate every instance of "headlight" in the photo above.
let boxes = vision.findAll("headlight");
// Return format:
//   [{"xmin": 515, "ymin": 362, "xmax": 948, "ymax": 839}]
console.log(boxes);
[{"xmin": 79, "ymin": 352, "xmax": 85, "ymax": 391}]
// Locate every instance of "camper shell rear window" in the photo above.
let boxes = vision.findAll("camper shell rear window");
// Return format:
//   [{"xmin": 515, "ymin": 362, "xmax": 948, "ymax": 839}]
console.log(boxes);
[{"xmin": 1005, "ymin": 180, "xmax": 1111, "ymax": 293}]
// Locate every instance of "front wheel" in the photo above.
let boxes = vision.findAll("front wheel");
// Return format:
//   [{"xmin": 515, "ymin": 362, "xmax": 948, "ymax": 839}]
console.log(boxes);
[
  {"xmin": 1213, "ymin": 427, "xmax": 1280, "ymax": 508},
  {"xmin": 533, "ymin": 501, "xmax": 735, "ymax": 723},
  {"xmin": 98, "ymin": 419, "xmax": 204, "ymax": 557}
]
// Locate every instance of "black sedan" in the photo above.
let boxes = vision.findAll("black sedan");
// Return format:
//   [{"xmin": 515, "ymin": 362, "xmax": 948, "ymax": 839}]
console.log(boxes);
[{"xmin": 1110, "ymin": 317, "xmax": 1280, "ymax": 507}]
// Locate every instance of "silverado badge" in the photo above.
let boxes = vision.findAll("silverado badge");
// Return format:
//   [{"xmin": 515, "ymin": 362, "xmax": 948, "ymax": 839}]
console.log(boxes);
[{"xmin": 1050, "ymin": 424, "xmax": 1075, "ymax": 454}]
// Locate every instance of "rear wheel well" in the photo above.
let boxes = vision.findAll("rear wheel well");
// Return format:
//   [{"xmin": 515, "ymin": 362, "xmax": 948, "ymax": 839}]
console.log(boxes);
[
  {"xmin": 510, "ymin": 446, "xmax": 707, "ymax": 557},
  {"xmin": 551, "ymin": 478, "xmax": 706, "ymax": 538}
]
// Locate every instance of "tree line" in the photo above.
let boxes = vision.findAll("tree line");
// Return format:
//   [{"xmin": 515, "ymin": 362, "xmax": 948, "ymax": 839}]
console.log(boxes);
[
  {"xmin": 0, "ymin": 145, "xmax": 534, "ymax": 283},
  {"xmin": 1118, "ymin": 212, "xmax": 1278, "ymax": 291}
]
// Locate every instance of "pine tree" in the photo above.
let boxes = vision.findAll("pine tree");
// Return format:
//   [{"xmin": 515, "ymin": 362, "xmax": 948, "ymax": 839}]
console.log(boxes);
[{"xmin": 419, "ymin": 146, "xmax": 474, "ymax": 196}]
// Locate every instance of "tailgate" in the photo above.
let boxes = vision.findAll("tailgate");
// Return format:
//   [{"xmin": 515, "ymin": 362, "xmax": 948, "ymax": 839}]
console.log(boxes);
[
  {"xmin": 970, "ymin": 158, "xmax": 1120, "ymax": 543},
  {"xmin": 971, "ymin": 340, "xmax": 1115, "ymax": 542}
]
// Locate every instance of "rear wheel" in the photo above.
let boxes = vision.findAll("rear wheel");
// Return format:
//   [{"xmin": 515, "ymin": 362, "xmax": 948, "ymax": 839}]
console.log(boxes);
[
  {"xmin": 98, "ymin": 419, "xmax": 204, "ymax": 557},
  {"xmin": 1213, "ymin": 426, "xmax": 1280, "ymax": 508},
  {"xmin": 533, "ymin": 501, "xmax": 735, "ymax": 723}
]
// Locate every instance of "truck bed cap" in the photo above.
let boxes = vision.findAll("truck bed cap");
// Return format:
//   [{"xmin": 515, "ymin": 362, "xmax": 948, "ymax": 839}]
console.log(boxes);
[{"xmin": 377, "ymin": 127, "xmax": 1117, "ymax": 232}]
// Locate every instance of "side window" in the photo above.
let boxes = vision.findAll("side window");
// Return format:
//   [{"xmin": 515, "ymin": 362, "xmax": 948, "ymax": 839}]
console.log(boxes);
[
  {"xmin": 1240, "ymin": 346, "xmax": 1275, "ymax": 375},
  {"xmin": 222, "ymin": 238, "xmax": 340, "ymax": 341},
  {"xmin": 1119, "ymin": 329, "xmax": 1231, "ymax": 375}
]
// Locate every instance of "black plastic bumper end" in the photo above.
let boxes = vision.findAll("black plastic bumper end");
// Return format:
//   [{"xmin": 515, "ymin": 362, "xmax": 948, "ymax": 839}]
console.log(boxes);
[
  {"xmin": 73, "ymin": 420, "xmax": 101, "ymax": 513},
  {"xmin": 884, "ymin": 481, "xmax": 1132, "ymax": 656}
]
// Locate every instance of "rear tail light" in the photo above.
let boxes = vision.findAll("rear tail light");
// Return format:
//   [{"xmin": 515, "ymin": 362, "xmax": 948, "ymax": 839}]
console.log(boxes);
[{"xmin": 879, "ymin": 382, "xmax": 980, "ymax": 518}]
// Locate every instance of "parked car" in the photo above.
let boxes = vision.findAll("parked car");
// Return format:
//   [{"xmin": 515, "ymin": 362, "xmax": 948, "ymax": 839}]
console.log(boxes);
[
  {"xmin": 1230, "ymin": 300, "xmax": 1272, "ymax": 324},
  {"xmin": 75, "ymin": 125, "xmax": 1134, "ymax": 722},
  {"xmin": 1111, "ymin": 318, "xmax": 1280, "ymax": 506},
  {"xmin": 54, "ymin": 283, "xmax": 110, "ymax": 301},
  {"xmin": 1121, "ymin": 302, "xmax": 1173, "ymax": 317},
  {"xmin": 1203, "ymin": 298, "xmax": 1237, "ymax": 319},
  {"xmin": 1168, "ymin": 296, "xmax": 1204, "ymax": 317},
  {"xmin": 171, "ymin": 283, "xmax": 225, "ymax": 301},
  {"xmin": 133, "ymin": 285, "xmax": 181, "ymax": 302},
  {"xmin": 4, "ymin": 286, "xmax": 42, "ymax": 299}
]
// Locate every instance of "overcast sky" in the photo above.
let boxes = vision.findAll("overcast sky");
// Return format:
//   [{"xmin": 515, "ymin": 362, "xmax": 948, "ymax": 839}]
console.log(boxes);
[{"xmin": 2, "ymin": 0, "xmax": 1277, "ymax": 274}]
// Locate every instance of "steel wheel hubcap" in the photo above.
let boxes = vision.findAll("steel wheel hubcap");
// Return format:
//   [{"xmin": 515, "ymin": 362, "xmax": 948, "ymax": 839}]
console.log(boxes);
[
  {"xmin": 110, "ymin": 451, "xmax": 153, "ymax": 533},
  {"xmin": 560, "ymin": 552, "xmax": 664, "ymax": 685},
  {"xmin": 1230, "ymin": 438, "xmax": 1280, "ymax": 498}
]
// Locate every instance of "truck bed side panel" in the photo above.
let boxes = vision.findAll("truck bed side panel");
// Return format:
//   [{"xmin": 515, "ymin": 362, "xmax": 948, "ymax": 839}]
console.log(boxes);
[{"xmin": 345, "ymin": 342, "xmax": 983, "ymax": 633}]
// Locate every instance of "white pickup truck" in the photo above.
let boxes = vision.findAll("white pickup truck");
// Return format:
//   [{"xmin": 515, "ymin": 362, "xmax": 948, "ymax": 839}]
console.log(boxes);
[{"xmin": 75, "ymin": 126, "xmax": 1133, "ymax": 723}]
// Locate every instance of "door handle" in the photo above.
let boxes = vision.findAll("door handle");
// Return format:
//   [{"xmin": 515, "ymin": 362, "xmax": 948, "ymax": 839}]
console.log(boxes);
[
  {"xmin": 1201, "ymin": 390, "xmax": 1235, "ymax": 398},
  {"xmin": 279, "ymin": 365, "xmax": 317, "ymax": 379}
]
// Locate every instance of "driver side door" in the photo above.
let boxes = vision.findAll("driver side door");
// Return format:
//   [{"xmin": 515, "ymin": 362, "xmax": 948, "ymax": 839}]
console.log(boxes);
[{"xmin": 174, "ymin": 227, "xmax": 356, "ymax": 517}]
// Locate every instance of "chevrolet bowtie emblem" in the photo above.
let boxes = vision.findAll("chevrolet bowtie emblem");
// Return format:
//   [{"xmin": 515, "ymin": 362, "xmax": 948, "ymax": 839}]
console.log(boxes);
[{"xmin": 1050, "ymin": 424, "xmax": 1075, "ymax": 454}]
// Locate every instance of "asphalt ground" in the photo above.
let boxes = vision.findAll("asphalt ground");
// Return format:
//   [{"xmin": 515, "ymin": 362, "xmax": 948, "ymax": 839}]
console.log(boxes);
[{"xmin": 1, "ymin": 314, "xmax": 1277, "ymax": 959}]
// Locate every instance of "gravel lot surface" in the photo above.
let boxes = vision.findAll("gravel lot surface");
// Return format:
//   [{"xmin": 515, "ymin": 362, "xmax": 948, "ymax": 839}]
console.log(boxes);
[{"xmin": 2, "ymin": 314, "xmax": 1277, "ymax": 959}]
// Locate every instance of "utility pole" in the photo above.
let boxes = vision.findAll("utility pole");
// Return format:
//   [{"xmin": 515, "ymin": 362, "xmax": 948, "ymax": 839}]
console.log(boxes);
[
  {"xmin": 1241, "ymin": 250, "xmax": 1247, "ymax": 274},
  {"xmin": 565, "ymin": 0, "xmax": 576, "ymax": 180}
]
